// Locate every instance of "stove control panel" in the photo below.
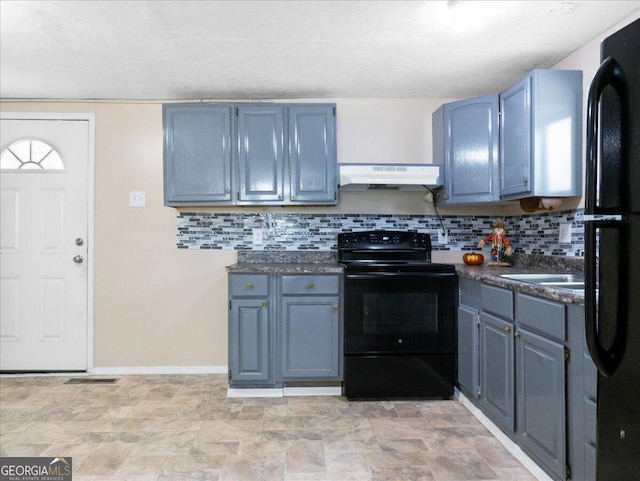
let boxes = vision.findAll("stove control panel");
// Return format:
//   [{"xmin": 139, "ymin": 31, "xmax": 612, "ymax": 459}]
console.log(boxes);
[{"xmin": 338, "ymin": 230, "xmax": 431, "ymax": 250}]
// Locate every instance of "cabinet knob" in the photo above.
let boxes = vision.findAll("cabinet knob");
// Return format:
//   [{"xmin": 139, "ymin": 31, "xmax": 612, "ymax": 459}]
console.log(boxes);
[
  {"xmin": 261, "ymin": 301, "xmax": 268, "ymax": 307},
  {"xmin": 307, "ymin": 282, "xmax": 314, "ymax": 289},
  {"xmin": 246, "ymin": 282, "xmax": 254, "ymax": 289},
  {"xmin": 514, "ymin": 330, "xmax": 521, "ymax": 338},
  {"xmin": 291, "ymin": 195, "xmax": 297, "ymax": 200},
  {"xmin": 444, "ymin": 194, "xmax": 450, "ymax": 200},
  {"xmin": 333, "ymin": 304, "xmax": 339, "ymax": 311},
  {"xmin": 504, "ymin": 325, "xmax": 511, "ymax": 333},
  {"xmin": 522, "ymin": 176, "xmax": 528, "ymax": 185},
  {"xmin": 225, "ymin": 188, "xmax": 230, "ymax": 194}
]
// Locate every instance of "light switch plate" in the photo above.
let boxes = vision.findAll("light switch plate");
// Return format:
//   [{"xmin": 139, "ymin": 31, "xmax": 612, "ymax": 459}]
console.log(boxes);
[{"xmin": 129, "ymin": 191, "xmax": 146, "ymax": 207}]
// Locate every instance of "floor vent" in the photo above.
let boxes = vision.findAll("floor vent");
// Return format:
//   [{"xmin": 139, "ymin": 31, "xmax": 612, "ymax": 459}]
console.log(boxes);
[{"xmin": 64, "ymin": 378, "xmax": 119, "ymax": 384}]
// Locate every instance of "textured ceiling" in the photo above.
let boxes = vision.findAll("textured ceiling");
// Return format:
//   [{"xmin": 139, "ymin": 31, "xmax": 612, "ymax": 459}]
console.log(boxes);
[{"xmin": 1, "ymin": 1, "xmax": 638, "ymax": 100}]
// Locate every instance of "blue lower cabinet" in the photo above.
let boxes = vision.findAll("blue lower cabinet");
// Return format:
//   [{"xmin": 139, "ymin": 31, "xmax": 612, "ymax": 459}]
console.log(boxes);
[
  {"xmin": 228, "ymin": 273, "xmax": 342, "ymax": 388},
  {"xmin": 516, "ymin": 328, "xmax": 566, "ymax": 480},
  {"xmin": 479, "ymin": 311, "xmax": 515, "ymax": 432},
  {"xmin": 280, "ymin": 296, "xmax": 340, "ymax": 379},
  {"xmin": 229, "ymin": 298, "xmax": 273, "ymax": 385},
  {"xmin": 467, "ymin": 281, "xmax": 591, "ymax": 481}
]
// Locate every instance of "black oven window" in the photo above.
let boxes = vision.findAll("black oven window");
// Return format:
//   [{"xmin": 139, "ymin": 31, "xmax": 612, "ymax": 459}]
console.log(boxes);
[{"xmin": 362, "ymin": 292, "xmax": 438, "ymax": 335}]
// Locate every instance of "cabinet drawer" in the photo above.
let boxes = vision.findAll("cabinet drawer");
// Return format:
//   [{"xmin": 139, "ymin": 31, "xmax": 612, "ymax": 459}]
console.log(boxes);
[
  {"xmin": 229, "ymin": 274, "xmax": 269, "ymax": 297},
  {"xmin": 281, "ymin": 275, "xmax": 340, "ymax": 295},
  {"xmin": 460, "ymin": 278, "xmax": 482, "ymax": 309},
  {"xmin": 481, "ymin": 284, "xmax": 514, "ymax": 320},
  {"xmin": 516, "ymin": 293, "xmax": 566, "ymax": 342}
]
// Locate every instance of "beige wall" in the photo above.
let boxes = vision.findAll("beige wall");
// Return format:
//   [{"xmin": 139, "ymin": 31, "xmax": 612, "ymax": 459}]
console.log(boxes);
[
  {"xmin": 2, "ymin": 11, "xmax": 636, "ymax": 369},
  {"xmin": 0, "ymin": 99, "xmax": 507, "ymax": 369}
]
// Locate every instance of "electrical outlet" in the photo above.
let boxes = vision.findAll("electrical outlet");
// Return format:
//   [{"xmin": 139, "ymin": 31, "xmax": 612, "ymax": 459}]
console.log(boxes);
[
  {"xmin": 438, "ymin": 229, "xmax": 448, "ymax": 245},
  {"xmin": 252, "ymin": 228, "xmax": 263, "ymax": 245},
  {"xmin": 559, "ymin": 223, "xmax": 572, "ymax": 244}
]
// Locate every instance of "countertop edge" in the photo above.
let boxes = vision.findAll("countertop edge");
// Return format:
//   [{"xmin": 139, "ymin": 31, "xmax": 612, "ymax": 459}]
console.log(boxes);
[
  {"xmin": 226, "ymin": 263, "xmax": 345, "ymax": 274},
  {"xmin": 455, "ymin": 264, "xmax": 585, "ymax": 306}
]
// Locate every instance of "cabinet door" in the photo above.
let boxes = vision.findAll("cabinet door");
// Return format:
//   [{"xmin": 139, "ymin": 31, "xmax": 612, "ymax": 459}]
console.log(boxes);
[
  {"xmin": 229, "ymin": 298, "xmax": 272, "ymax": 384},
  {"xmin": 500, "ymin": 75, "xmax": 532, "ymax": 198},
  {"xmin": 163, "ymin": 104, "xmax": 233, "ymax": 205},
  {"xmin": 457, "ymin": 305, "xmax": 479, "ymax": 398},
  {"xmin": 287, "ymin": 105, "xmax": 337, "ymax": 204},
  {"xmin": 280, "ymin": 296, "xmax": 340, "ymax": 379},
  {"xmin": 516, "ymin": 328, "xmax": 566, "ymax": 480},
  {"xmin": 480, "ymin": 312, "xmax": 515, "ymax": 431},
  {"xmin": 237, "ymin": 104, "xmax": 284, "ymax": 203},
  {"xmin": 443, "ymin": 95, "xmax": 499, "ymax": 203}
]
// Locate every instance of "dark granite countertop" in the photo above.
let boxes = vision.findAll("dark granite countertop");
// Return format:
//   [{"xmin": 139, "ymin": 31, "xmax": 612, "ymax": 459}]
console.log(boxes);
[
  {"xmin": 226, "ymin": 251, "xmax": 585, "ymax": 305},
  {"xmin": 455, "ymin": 262, "xmax": 585, "ymax": 306},
  {"xmin": 225, "ymin": 250, "xmax": 344, "ymax": 274}
]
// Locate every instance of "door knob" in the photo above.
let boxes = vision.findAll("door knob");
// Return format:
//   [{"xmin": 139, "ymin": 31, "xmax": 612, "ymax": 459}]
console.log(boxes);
[{"xmin": 73, "ymin": 255, "xmax": 84, "ymax": 264}]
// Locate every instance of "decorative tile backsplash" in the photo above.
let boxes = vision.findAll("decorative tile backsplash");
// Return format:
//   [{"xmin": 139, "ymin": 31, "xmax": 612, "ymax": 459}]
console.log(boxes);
[{"xmin": 177, "ymin": 209, "xmax": 585, "ymax": 257}]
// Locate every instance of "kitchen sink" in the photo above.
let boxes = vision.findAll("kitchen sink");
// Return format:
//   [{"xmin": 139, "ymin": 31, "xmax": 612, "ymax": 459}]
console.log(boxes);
[
  {"xmin": 500, "ymin": 273, "xmax": 587, "ymax": 294},
  {"xmin": 500, "ymin": 273, "xmax": 584, "ymax": 284}
]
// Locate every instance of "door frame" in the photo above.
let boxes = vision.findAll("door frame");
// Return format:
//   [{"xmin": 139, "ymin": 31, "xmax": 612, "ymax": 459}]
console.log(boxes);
[{"xmin": 1, "ymin": 112, "xmax": 96, "ymax": 371}]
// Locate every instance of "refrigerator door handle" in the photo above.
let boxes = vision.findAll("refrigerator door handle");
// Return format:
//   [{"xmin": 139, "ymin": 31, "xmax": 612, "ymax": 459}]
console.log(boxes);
[
  {"xmin": 585, "ymin": 220, "xmax": 628, "ymax": 377},
  {"xmin": 585, "ymin": 56, "xmax": 628, "ymax": 213},
  {"xmin": 585, "ymin": 56, "xmax": 629, "ymax": 377}
]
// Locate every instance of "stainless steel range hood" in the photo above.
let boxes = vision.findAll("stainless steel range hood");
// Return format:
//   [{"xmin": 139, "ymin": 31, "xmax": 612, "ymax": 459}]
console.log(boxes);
[{"xmin": 339, "ymin": 163, "xmax": 442, "ymax": 191}]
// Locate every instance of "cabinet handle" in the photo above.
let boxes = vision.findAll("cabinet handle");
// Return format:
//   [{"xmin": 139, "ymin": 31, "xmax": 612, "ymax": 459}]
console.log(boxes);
[
  {"xmin": 307, "ymin": 282, "xmax": 314, "ymax": 289},
  {"xmin": 514, "ymin": 330, "xmax": 521, "ymax": 338},
  {"xmin": 504, "ymin": 325, "xmax": 511, "ymax": 333},
  {"xmin": 261, "ymin": 301, "xmax": 268, "ymax": 307},
  {"xmin": 333, "ymin": 304, "xmax": 339, "ymax": 311},
  {"xmin": 246, "ymin": 282, "xmax": 254, "ymax": 289}
]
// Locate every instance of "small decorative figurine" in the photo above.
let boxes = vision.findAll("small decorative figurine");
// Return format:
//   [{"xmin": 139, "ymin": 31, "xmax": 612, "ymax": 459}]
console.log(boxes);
[{"xmin": 477, "ymin": 218, "xmax": 512, "ymax": 266}]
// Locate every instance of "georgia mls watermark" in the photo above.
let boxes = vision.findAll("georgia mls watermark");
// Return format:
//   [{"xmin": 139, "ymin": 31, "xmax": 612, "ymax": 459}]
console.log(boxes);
[{"xmin": 0, "ymin": 457, "xmax": 72, "ymax": 481}]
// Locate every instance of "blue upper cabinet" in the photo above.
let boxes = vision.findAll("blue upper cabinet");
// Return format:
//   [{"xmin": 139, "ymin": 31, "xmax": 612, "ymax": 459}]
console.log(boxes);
[
  {"xmin": 434, "ymin": 69, "xmax": 582, "ymax": 205},
  {"xmin": 500, "ymin": 69, "xmax": 583, "ymax": 200},
  {"xmin": 433, "ymin": 94, "xmax": 499, "ymax": 204},
  {"xmin": 163, "ymin": 104, "xmax": 234, "ymax": 206},
  {"xmin": 237, "ymin": 104, "xmax": 285, "ymax": 204},
  {"xmin": 164, "ymin": 102, "xmax": 337, "ymax": 206},
  {"xmin": 288, "ymin": 104, "xmax": 337, "ymax": 204}
]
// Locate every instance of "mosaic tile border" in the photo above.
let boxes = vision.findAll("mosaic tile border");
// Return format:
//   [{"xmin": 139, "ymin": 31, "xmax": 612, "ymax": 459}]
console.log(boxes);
[{"xmin": 177, "ymin": 209, "xmax": 585, "ymax": 257}]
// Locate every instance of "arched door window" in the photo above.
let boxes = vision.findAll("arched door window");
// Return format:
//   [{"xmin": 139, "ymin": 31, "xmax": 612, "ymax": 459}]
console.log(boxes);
[{"xmin": 1, "ymin": 139, "xmax": 65, "ymax": 170}]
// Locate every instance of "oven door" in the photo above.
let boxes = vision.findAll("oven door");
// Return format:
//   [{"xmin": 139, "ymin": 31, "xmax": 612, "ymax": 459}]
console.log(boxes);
[{"xmin": 344, "ymin": 271, "xmax": 457, "ymax": 355}]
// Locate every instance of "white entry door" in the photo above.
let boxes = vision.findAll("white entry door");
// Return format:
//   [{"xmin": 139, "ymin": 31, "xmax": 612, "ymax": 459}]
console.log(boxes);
[{"xmin": 1, "ymin": 118, "xmax": 90, "ymax": 371}]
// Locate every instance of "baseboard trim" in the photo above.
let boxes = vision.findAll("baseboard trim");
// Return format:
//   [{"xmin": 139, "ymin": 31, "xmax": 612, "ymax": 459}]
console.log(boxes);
[
  {"xmin": 90, "ymin": 365, "xmax": 228, "ymax": 375},
  {"xmin": 227, "ymin": 388, "xmax": 284, "ymax": 398},
  {"xmin": 227, "ymin": 386, "xmax": 343, "ymax": 398},
  {"xmin": 455, "ymin": 389, "xmax": 553, "ymax": 481}
]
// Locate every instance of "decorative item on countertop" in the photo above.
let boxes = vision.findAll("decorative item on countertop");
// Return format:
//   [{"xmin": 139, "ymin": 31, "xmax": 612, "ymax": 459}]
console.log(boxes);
[
  {"xmin": 462, "ymin": 252, "xmax": 484, "ymax": 265},
  {"xmin": 477, "ymin": 218, "xmax": 512, "ymax": 267}
]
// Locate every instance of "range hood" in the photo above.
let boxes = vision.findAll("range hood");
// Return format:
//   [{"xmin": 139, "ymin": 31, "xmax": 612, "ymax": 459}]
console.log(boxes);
[{"xmin": 339, "ymin": 163, "xmax": 442, "ymax": 191}]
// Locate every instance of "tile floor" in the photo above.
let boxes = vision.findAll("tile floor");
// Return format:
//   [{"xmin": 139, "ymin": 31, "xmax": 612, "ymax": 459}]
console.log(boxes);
[{"xmin": 0, "ymin": 374, "xmax": 538, "ymax": 481}]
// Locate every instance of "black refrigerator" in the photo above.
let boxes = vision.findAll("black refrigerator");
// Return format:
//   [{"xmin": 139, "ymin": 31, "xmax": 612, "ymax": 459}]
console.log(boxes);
[{"xmin": 584, "ymin": 18, "xmax": 640, "ymax": 480}]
